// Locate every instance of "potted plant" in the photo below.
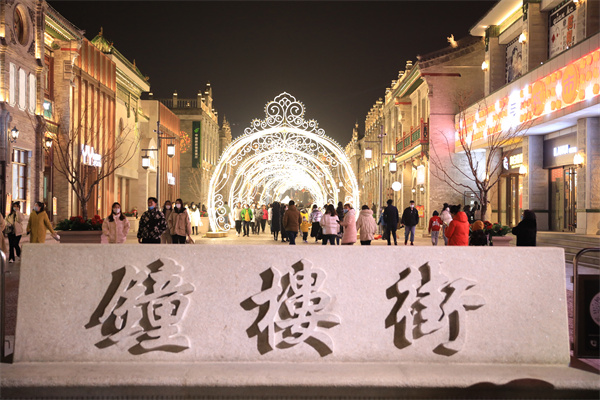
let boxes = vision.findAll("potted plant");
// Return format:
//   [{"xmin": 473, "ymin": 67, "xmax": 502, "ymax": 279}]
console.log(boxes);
[
  {"xmin": 485, "ymin": 221, "xmax": 512, "ymax": 246},
  {"xmin": 55, "ymin": 215, "xmax": 104, "ymax": 243}
]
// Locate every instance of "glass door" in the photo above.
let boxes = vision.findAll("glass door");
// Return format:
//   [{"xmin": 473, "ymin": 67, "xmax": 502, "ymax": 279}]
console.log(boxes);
[{"xmin": 550, "ymin": 167, "xmax": 577, "ymax": 231}]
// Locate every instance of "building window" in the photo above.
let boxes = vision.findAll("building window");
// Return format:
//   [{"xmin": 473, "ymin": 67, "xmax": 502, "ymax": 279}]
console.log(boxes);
[
  {"xmin": 29, "ymin": 73, "xmax": 36, "ymax": 113},
  {"xmin": 12, "ymin": 149, "xmax": 29, "ymax": 211},
  {"xmin": 13, "ymin": 6, "xmax": 29, "ymax": 46},
  {"xmin": 9, "ymin": 63, "xmax": 16, "ymax": 106},
  {"xmin": 19, "ymin": 68, "xmax": 26, "ymax": 110}
]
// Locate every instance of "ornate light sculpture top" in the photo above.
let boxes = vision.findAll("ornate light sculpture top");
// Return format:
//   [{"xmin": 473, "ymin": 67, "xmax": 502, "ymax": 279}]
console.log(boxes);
[{"xmin": 244, "ymin": 93, "xmax": 325, "ymax": 136}]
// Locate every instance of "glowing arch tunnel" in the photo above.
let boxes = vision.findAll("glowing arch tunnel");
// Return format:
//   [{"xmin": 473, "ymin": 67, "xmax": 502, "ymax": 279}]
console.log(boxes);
[{"xmin": 208, "ymin": 92, "xmax": 360, "ymax": 231}]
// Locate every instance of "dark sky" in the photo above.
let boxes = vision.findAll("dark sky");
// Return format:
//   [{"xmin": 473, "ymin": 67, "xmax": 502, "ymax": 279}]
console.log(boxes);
[{"xmin": 50, "ymin": 1, "xmax": 495, "ymax": 144}]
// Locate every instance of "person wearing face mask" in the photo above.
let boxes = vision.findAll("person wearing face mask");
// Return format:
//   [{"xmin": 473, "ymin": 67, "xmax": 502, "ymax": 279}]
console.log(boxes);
[
  {"xmin": 168, "ymin": 198, "xmax": 192, "ymax": 244},
  {"xmin": 102, "ymin": 202, "xmax": 130, "ymax": 244},
  {"xmin": 137, "ymin": 197, "xmax": 167, "ymax": 244},
  {"xmin": 27, "ymin": 202, "xmax": 58, "ymax": 243},
  {"xmin": 340, "ymin": 204, "xmax": 357, "ymax": 245},
  {"xmin": 401, "ymin": 200, "xmax": 420, "ymax": 246},
  {"xmin": 161, "ymin": 200, "xmax": 173, "ymax": 244},
  {"xmin": 440, "ymin": 203, "xmax": 453, "ymax": 246},
  {"xmin": 383, "ymin": 199, "xmax": 400, "ymax": 246},
  {"xmin": 5, "ymin": 202, "xmax": 23, "ymax": 262}
]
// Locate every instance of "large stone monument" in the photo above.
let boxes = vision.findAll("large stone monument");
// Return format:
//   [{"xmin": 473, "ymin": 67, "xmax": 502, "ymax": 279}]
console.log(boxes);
[{"xmin": 1, "ymin": 245, "xmax": 598, "ymax": 398}]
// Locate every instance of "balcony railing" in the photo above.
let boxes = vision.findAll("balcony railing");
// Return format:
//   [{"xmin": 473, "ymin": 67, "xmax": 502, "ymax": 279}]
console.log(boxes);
[{"xmin": 396, "ymin": 118, "xmax": 428, "ymax": 155}]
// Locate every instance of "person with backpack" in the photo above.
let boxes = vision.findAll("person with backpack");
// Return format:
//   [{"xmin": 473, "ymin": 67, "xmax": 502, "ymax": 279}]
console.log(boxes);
[{"xmin": 428, "ymin": 210, "xmax": 442, "ymax": 246}]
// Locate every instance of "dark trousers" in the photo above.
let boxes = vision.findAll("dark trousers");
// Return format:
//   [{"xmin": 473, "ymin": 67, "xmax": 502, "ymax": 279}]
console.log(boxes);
[
  {"xmin": 360, "ymin": 240, "xmax": 371, "ymax": 245},
  {"xmin": 8, "ymin": 233, "xmax": 21, "ymax": 260},
  {"xmin": 385, "ymin": 226, "xmax": 397, "ymax": 245},
  {"xmin": 141, "ymin": 238, "xmax": 161, "ymax": 244},
  {"xmin": 235, "ymin": 220, "xmax": 242, "ymax": 234},
  {"xmin": 172, "ymin": 234, "xmax": 186, "ymax": 244},
  {"xmin": 288, "ymin": 231, "xmax": 297, "ymax": 245},
  {"xmin": 322, "ymin": 234, "xmax": 336, "ymax": 245},
  {"xmin": 243, "ymin": 221, "xmax": 250, "ymax": 236},
  {"xmin": 260, "ymin": 219, "xmax": 266, "ymax": 232},
  {"xmin": 251, "ymin": 221, "xmax": 256, "ymax": 234},
  {"xmin": 302, "ymin": 232, "xmax": 308, "ymax": 241}
]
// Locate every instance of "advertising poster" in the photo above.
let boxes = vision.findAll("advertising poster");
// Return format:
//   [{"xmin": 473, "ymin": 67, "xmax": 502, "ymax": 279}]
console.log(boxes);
[
  {"xmin": 549, "ymin": 1, "xmax": 578, "ymax": 58},
  {"xmin": 192, "ymin": 121, "xmax": 201, "ymax": 168},
  {"xmin": 506, "ymin": 37, "xmax": 522, "ymax": 84}
]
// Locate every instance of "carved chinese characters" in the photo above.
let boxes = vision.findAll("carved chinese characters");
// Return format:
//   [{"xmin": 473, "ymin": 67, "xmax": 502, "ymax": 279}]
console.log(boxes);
[
  {"xmin": 386, "ymin": 262, "xmax": 485, "ymax": 355},
  {"xmin": 87, "ymin": 258, "xmax": 195, "ymax": 354},
  {"xmin": 243, "ymin": 259, "xmax": 340, "ymax": 357}
]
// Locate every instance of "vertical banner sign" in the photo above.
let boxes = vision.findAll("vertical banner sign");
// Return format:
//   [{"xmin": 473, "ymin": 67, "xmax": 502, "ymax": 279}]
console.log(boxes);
[
  {"xmin": 192, "ymin": 121, "xmax": 201, "ymax": 168},
  {"xmin": 549, "ymin": 1, "xmax": 578, "ymax": 58}
]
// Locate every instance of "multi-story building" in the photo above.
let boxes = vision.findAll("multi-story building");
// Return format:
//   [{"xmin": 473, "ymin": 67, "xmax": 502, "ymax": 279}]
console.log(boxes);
[
  {"xmin": 90, "ymin": 29, "xmax": 151, "ymax": 215},
  {"xmin": 362, "ymin": 99, "xmax": 384, "ymax": 212},
  {"xmin": 344, "ymin": 122, "xmax": 364, "ymax": 206},
  {"xmin": 463, "ymin": 0, "xmax": 599, "ymax": 233},
  {"xmin": 154, "ymin": 83, "xmax": 221, "ymax": 209},
  {"xmin": 0, "ymin": 0, "xmax": 45, "ymax": 216}
]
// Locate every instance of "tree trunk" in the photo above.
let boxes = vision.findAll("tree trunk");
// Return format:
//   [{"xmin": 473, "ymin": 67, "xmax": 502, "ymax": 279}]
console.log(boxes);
[{"xmin": 81, "ymin": 199, "xmax": 88, "ymax": 221}]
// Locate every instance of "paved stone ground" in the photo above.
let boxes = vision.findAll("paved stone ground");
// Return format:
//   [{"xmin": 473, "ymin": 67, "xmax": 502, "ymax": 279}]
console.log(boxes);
[{"xmin": 2, "ymin": 229, "xmax": 599, "ymax": 372}]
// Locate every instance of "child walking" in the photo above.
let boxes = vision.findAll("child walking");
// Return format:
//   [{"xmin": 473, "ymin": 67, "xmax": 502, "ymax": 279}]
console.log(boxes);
[{"xmin": 428, "ymin": 210, "xmax": 442, "ymax": 246}]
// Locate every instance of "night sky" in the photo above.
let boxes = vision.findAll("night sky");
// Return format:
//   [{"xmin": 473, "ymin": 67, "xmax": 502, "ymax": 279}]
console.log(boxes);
[{"xmin": 50, "ymin": 1, "xmax": 495, "ymax": 144}]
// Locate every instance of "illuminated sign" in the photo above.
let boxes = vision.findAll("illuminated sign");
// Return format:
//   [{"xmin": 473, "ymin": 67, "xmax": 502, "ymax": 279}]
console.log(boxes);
[
  {"xmin": 553, "ymin": 144, "xmax": 577, "ymax": 157},
  {"xmin": 509, "ymin": 153, "xmax": 523, "ymax": 167},
  {"xmin": 456, "ymin": 48, "xmax": 600, "ymax": 148},
  {"xmin": 416, "ymin": 165, "xmax": 425, "ymax": 185},
  {"xmin": 167, "ymin": 172, "xmax": 176, "ymax": 186},
  {"xmin": 81, "ymin": 145, "xmax": 101, "ymax": 167}
]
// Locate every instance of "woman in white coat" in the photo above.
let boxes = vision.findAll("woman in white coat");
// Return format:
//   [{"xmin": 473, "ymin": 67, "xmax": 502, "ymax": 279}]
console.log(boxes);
[
  {"xmin": 356, "ymin": 205, "xmax": 377, "ymax": 245},
  {"xmin": 102, "ymin": 202, "xmax": 131, "ymax": 244},
  {"xmin": 189, "ymin": 202, "xmax": 201, "ymax": 235},
  {"xmin": 319, "ymin": 204, "xmax": 339, "ymax": 245}
]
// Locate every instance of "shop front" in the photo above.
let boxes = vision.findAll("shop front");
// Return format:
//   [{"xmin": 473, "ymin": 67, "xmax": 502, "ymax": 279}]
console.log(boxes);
[
  {"xmin": 544, "ymin": 134, "xmax": 579, "ymax": 232},
  {"xmin": 499, "ymin": 149, "xmax": 524, "ymax": 227}
]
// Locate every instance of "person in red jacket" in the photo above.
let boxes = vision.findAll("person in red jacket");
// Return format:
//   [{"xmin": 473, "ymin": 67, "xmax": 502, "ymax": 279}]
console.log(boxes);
[
  {"xmin": 445, "ymin": 205, "xmax": 470, "ymax": 246},
  {"xmin": 428, "ymin": 210, "xmax": 442, "ymax": 246}
]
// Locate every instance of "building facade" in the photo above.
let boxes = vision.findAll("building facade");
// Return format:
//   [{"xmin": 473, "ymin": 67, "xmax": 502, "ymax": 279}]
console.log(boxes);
[
  {"xmin": 462, "ymin": 0, "xmax": 599, "ymax": 234},
  {"xmin": 154, "ymin": 83, "xmax": 221, "ymax": 209}
]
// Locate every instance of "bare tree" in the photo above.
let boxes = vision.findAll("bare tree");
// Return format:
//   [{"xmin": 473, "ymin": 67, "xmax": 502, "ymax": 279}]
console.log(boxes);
[
  {"xmin": 429, "ymin": 92, "xmax": 532, "ymax": 220},
  {"xmin": 37, "ymin": 108, "xmax": 138, "ymax": 220}
]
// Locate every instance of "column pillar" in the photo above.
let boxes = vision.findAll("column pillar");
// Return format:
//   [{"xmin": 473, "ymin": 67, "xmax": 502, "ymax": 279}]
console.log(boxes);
[
  {"xmin": 484, "ymin": 27, "xmax": 505, "ymax": 96},
  {"xmin": 523, "ymin": 2, "xmax": 548, "ymax": 73},
  {"xmin": 576, "ymin": 117, "xmax": 600, "ymax": 235},
  {"xmin": 523, "ymin": 135, "xmax": 549, "ymax": 230}
]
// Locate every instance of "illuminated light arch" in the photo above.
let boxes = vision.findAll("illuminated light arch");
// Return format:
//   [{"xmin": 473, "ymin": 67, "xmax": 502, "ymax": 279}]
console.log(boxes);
[{"xmin": 208, "ymin": 92, "xmax": 360, "ymax": 231}]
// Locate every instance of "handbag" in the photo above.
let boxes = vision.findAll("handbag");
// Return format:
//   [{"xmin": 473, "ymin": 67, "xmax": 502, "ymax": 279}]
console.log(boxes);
[{"xmin": 3, "ymin": 225, "xmax": 14, "ymax": 236}]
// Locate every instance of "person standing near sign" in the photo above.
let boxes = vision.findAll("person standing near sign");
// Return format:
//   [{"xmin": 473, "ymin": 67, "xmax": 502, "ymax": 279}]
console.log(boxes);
[{"xmin": 401, "ymin": 200, "xmax": 420, "ymax": 246}]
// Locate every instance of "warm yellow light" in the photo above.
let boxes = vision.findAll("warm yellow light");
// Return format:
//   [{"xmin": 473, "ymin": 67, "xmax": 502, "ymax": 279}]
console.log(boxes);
[
  {"xmin": 519, "ymin": 32, "xmax": 527, "ymax": 44},
  {"xmin": 573, "ymin": 153, "xmax": 584, "ymax": 166},
  {"xmin": 481, "ymin": 60, "xmax": 489, "ymax": 71},
  {"xmin": 518, "ymin": 165, "xmax": 527, "ymax": 175}
]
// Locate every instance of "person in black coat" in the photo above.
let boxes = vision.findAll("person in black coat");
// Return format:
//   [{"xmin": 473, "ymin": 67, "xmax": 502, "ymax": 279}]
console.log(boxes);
[
  {"xmin": 512, "ymin": 209, "xmax": 537, "ymax": 246},
  {"xmin": 270, "ymin": 202, "xmax": 281, "ymax": 241},
  {"xmin": 335, "ymin": 202, "xmax": 344, "ymax": 245},
  {"xmin": 383, "ymin": 199, "xmax": 400, "ymax": 246},
  {"xmin": 280, "ymin": 203, "xmax": 288, "ymax": 242},
  {"xmin": 401, "ymin": 200, "xmax": 420, "ymax": 245}
]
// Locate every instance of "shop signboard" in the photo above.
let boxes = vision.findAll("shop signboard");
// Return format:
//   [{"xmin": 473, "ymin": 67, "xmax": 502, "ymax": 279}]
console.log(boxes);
[
  {"xmin": 416, "ymin": 205, "xmax": 425, "ymax": 218},
  {"xmin": 503, "ymin": 149, "xmax": 523, "ymax": 173},
  {"xmin": 543, "ymin": 134, "xmax": 578, "ymax": 168},
  {"xmin": 549, "ymin": 1, "xmax": 578, "ymax": 58},
  {"xmin": 192, "ymin": 121, "xmax": 201, "ymax": 168},
  {"xmin": 416, "ymin": 165, "xmax": 425, "ymax": 185},
  {"xmin": 455, "ymin": 48, "xmax": 600, "ymax": 149}
]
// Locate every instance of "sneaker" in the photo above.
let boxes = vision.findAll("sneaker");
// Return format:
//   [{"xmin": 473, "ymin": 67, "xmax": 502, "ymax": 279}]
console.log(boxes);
[
  {"xmin": 303, "ymin": 240, "xmax": 308, "ymax": 243},
  {"xmin": 410, "ymin": 242, "xmax": 414, "ymax": 246},
  {"xmin": 9, "ymin": 259, "xmax": 13, "ymax": 263}
]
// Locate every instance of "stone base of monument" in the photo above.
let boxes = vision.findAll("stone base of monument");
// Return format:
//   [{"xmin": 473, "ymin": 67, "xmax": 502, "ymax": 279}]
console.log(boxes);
[
  {"xmin": 205, "ymin": 231, "xmax": 228, "ymax": 238},
  {"xmin": 1, "ymin": 245, "xmax": 598, "ymax": 398}
]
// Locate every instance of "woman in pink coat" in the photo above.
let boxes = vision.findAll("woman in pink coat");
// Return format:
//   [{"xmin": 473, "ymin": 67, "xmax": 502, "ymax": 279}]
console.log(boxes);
[
  {"xmin": 102, "ymin": 202, "xmax": 131, "ymax": 244},
  {"xmin": 340, "ymin": 204, "xmax": 357, "ymax": 245}
]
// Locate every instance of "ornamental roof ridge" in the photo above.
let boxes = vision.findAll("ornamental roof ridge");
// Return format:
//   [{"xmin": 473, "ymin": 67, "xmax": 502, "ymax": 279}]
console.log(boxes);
[
  {"xmin": 44, "ymin": 2, "xmax": 84, "ymax": 39},
  {"xmin": 417, "ymin": 36, "xmax": 483, "ymax": 64}
]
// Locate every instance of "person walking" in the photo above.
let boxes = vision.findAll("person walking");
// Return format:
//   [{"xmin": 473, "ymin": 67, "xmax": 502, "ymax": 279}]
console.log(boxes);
[
  {"xmin": 383, "ymin": 199, "xmax": 400, "ymax": 246},
  {"xmin": 335, "ymin": 202, "xmax": 344, "ymax": 245},
  {"xmin": 223, "ymin": 201, "xmax": 231, "ymax": 228},
  {"xmin": 445, "ymin": 204, "xmax": 469, "ymax": 246},
  {"xmin": 270, "ymin": 202, "xmax": 281, "ymax": 241},
  {"xmin": 440, "ymin": 203, "xmax": 452, "ymax": 245},
  {"xmin": 102, "ymin": 202, "xmax": 130, "ymax": 244},
  {"xmin": 261, "ymin": 205, "xmax": 268, "ymax": 233},
  {"xmin": 280, "ymin": 203, "xmax": 288, "ymax": 242},
  {"xmin": 161, "ymin": 200, "xmax": 173, "ymax": 244},
  {"xmin": 340, "ymin": 204, "xmax": 357, "ymax": 245},
  {"xmin": 267, "ymin": 204, "xmax": 273, "ymax": 231},
  {"xmin": 5, "ymin": 202, "xmax": 24, "ymax": 262},
  {"xmin": 27, "ymin": 202, "xmax": 58, "ymax": 243},
  {"xmin": 241, "ymin": 204, "xmax": 253, "ymax": 237},
  {"xmin": 428, "ymin": 210, "xmax": 442, "ymax": 246},
  {"xmin": 234, "ymin": 202, "xmax": 243, "ymax": 237},
  {"xmin": 189, "ymin": 203, "xmax": 201, "ymax": 236},
  {"xmin": 168, "ymin": 198, "xmax": 193, "ymax": 244},
  {"xmin": 320, "ymin": 204, "xmax": 339, "ymax": 245},
  {"xmin": 253, "ymin": 205, "xmax": 263, "ymax": 235},
  {"xmin": 401, "ymin": 200, "xmax": 420, "ymax": 245},
  {"xmin": 464, "ymin": 205, "xmax": 474, "ymax": 224},
  {"xmin": 282, "ymin": 200, "xmax": 302, "ymax": 245},
  {"xmin": 137, "ymin": 197, "xmax": 167, "ymax": 244},
  {"xmin": 356, "ymin": 205, "xmax": 377, "ymax": 245},
  {"xmin": 309, "ymin": 204, "xmax": 323, "ymax": 243},
  {"xmin": 512, "ymin": 210, "xmax": 537, "ymax": 246},
  {"xmin": 300, "ymin": 214, "xmax": 311, "ymax": 243}
]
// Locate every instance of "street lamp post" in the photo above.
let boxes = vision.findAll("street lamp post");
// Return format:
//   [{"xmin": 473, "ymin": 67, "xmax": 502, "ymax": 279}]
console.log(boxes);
[
  {"xmin": 140, "ymin": 119, "xmax": 176, "ymax": 202},
  {"xmin": 364, "ymin": 126, "xmax": 396, "ymax": 231}
]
